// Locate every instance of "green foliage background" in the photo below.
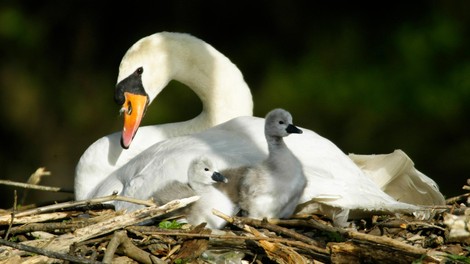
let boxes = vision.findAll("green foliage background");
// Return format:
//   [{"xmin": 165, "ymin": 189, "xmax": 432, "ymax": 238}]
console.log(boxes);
[{"xmin": 0, "ymin": 1, "xmax": 468, "ymax": 206}]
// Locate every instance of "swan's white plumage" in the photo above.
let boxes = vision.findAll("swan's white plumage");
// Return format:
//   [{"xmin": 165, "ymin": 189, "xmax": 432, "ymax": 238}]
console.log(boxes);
[
  {"xmin": 348, "ymin": 150, "xmax": 444, "ymax": 205},
  {"xmin": 75, "ymin": 31, "xmax": 445, "ymax": 226},
  {"xmin": 75, "ymin": 32, "xmax": 252, "ymax": 200}
]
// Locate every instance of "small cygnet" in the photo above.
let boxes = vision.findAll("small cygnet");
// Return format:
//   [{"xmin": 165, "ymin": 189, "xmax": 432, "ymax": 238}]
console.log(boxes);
[
  {"xmin": 152, "ymin": 157, "xmax": 236, "ymax": 229},
  {"xmin": 185, "ymin": 157, "xmax": 237, "ymax": 229}
]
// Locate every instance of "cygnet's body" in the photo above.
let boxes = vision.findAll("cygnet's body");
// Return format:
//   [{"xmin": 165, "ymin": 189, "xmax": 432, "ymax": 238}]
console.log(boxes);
[
  {"xmin": 151, "ymin": 157, "xmax": 235, "ymax": 229},
  {"xmin": 238, "ymin": 108, "xmax": 307, "ymax": 219}
]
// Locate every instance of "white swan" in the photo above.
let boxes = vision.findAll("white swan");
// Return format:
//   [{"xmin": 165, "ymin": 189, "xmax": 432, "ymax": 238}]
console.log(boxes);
[
  {"xmin": 75, "ymin": 31, "xmax": 445, "ymax": 226},
  {"xmin": 75, "ymin": 32, "xmax": 252, "ymax": 200},
  {"xmin": 237, "ymin": 108, "xmax": 306, "ymax": 219}
]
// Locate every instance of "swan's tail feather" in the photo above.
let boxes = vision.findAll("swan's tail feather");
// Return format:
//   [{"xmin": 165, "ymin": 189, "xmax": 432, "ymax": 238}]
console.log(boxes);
[{"xmin": 349, "ymin": 149, "xmax": 445, "ymax": 206}]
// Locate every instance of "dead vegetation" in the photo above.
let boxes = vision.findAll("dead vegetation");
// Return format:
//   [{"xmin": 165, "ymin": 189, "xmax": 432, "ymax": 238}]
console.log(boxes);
[{"xmin": 0, "ymin": 170, "xmax": 469, "ymax": 263}]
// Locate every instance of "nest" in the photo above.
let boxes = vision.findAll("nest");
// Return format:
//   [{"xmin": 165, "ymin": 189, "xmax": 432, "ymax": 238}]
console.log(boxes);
[{"xmin": 0, "ymin": 169, "xmax": 469, "ymax": 263}]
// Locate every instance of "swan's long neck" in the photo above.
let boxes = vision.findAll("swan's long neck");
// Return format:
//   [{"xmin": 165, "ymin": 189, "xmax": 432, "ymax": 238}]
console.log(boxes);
[
  {"xmin": 120, "ymin": 32, "xmax": 254, "ymax": 137},
  {"xmin": 169, "ymin": 37, "xmax": 253, "ymax": 127}
]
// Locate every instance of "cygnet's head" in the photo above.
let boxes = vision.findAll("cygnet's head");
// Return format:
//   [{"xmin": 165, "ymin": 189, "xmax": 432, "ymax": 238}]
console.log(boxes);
[
  {"xmin": 264, "ymin": 108, "xmax": 303, "ymax": 138},
  {"xmin": 188, "ymin": 157, "xmax": 228, "ymax": 189}
]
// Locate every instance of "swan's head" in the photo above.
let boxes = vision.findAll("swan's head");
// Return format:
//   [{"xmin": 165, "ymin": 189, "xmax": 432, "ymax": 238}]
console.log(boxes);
[
  {"xmin": 188, "ymin": 157, "xmax": 228, "ymax": 189},
  {"xmin": 113, "ymin": 31, "xmax": 253, "ymax": 148},
  {"xmin": 265, "ymin": 108, "xmax": 303, "ymax": 138},
  {"xmin": 114, "ymin": 32, "xmax": 177, "ymax": 148}
]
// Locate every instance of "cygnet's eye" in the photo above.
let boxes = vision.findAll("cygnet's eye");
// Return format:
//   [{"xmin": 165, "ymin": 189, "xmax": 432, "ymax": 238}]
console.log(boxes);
[
  {"xmin": 204, "ymin": 168, "xmax": 209, "ymax": 171},
  {"xmin": 136, "ymin": 67, "xmax": 144, "ymax": 75},
  {"xmin": 279, "ymin": 121, "xmax": 284, "ymax": 125}
]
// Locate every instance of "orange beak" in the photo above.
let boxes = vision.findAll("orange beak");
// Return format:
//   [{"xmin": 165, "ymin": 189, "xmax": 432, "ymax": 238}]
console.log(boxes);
[{"xmin": 120, "ymin": 92, "xmax": 148, "ymax": 149}]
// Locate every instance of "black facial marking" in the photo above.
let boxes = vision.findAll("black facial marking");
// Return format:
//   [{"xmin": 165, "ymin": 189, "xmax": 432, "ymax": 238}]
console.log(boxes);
[{"xmin": 114, "ymin": 67, "xmax": 147, "ymax": 105}]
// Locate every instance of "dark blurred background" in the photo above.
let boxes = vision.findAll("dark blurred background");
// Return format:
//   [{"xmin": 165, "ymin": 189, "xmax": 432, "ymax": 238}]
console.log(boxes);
[{"xmin": 0, "ymin": 1, "xmax": 468, "ymax": 208}]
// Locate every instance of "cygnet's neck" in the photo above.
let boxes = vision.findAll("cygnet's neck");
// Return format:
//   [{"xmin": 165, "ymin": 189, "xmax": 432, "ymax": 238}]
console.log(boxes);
[{"xmin": 266, "ymin": 136, "xmax": 288, "ymax": 157}]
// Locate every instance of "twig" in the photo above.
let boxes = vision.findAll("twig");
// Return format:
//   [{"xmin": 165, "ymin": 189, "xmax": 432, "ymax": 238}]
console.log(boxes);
[
  {"xmin": 171, "ymin": 224, "xmax": 210, "ymax": 261},
  {"xmin": 212, "ymin": 210, "xmax": 309, "ymax": 264},
  {"xmin": 285, "ymin": 217, "xmax": 439, "ymax": 262},
  {"xmin": 248, "ymin": 216, "xmax": 434, "ymax": 262},
  {"xmin": 21, "ymin": 196, "xmax": 199, "ymax": 253},
  {"xmin": 132, "ymin": 228, "xmax": 327, "ymax": 246},
  {"xmin": 0, "ymin": 216, "xmax": 100, "ymax": 236},
  {"xmin": 445, "ymin": 192, "xmax": 470, "ymax": 205},
  {"xmin": 344, "ymin": 231, "xmax": 427, "ymax": 255},
  {"xmin": 0, "ymin": 237, "xmax": 101, "ymax": 264},
  {"xmin": 0, "ymin": 211, "xmax": 75, "ymax": 226},
  {"xmin": 232, "ymin": 216, "xmax": 323, "ymax": 247},
  {"xmin": 22, "ymin": 167, "xmax": 53, "ymax": 204},
  {"xmin": 103, "ymin": 230, "xmax": 164, "ymax": 264},
  {"xmin": 5, "ymin": 190, "xmax": 18, "ymax": 241},
  {"xmin": 212, "ymin": 209, "xmax": 330, "ymax": 258},
  {"xmin": 0, "ymin": 194, "xmax": 156, "ymax": 221},
  {"xmin": 0, "ymin": 179, "xmax": 74, "ymax": 194}
]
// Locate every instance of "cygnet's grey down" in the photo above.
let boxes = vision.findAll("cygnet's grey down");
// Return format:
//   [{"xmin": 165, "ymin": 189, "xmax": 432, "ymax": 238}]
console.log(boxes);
[
  {"xmin": 237, "ymin": 108, "xmax": 307, "ymax": 219},
  {"xmin": 152, "ymin": 157, "xmax": 236, "ymax": 229}
]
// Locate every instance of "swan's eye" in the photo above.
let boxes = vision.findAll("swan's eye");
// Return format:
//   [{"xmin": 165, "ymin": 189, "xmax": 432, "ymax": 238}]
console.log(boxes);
[
  {"xmin": 136, "ymin": 67, "xmax": 143, "ymax": 75},
  {"xmin": 279, "ymin": 121, "xmax": 284, "ymax": 125},
  {"xmin": 204, "ymin": 168, "xmax": 209, "ymax": 171}
]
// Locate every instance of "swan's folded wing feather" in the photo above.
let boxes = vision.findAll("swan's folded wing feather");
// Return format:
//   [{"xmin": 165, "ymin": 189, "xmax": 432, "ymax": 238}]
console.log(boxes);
[{"xmin": 349, "ymin": 149, "xmax": 445, "ymax": 206}]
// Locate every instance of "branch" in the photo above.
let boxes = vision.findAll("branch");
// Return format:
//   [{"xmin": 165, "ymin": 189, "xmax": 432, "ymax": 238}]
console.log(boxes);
[
  {"xmin": 0, "ymin": 237, "xmax": 101, "ymax": 264},
  {"xmin": 103, "ymin": 230, "xmax": 164, "ymax": 264},
  {"xmin": 0, "ymin": 194, "xmax": 157, "ymax": 222},
  {"xmin": 20, "ymin": 196, "xmax": 199, "ymax": 254},
  {"xmin": 0, "ymin": 179, "xmax": 74, "ymax": 193},
  {"xmin": 212, "ymin": 209, "xmax": 329, "ymax": 263}
]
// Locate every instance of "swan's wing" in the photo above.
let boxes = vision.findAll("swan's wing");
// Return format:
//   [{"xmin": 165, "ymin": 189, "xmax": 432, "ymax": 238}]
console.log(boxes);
[
  {"xmin": 75, "ymin": 126, "xmax": 171, "ymax": 200},
  {"xmin": 349, "ymin": 149, "xmax": 445, "ymax": 206},
  {"xmin": 92, "ymin": 116, "xmax": 442, "ymax": 227},
  {"xmin": 152, "ymin": 180, "xmax": 195, "ymax": 205},
  {"xmin": 284, "ymin": 128, "xmax": 433, "ymax": 226},
  {"xmin": 111, "ymin": 117, "xmax": 267, "ymax": 203}
]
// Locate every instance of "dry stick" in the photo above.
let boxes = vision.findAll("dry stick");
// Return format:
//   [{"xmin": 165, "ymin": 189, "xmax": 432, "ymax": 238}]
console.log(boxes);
[
  {"xmin": 445, "ymin": 192, "xmax": 470, "ymax": 204},
  {"xmin": 267, "ymin": 217, "xmax": 432, "ymax": 259},
  {"xmin": 136, "ymin": 229, "xmax": 327, "ymax": 247},
  {"xmin": 0, "ymin": 179, "xmax": 73, "ymax": 194},
  {"xmin": 22, "ymin": 196, "xmax": 199, "ymax": 254},
  {"xmin": 103, "ymin": 230, "xmax": 165, "ymax": 264},
  {"xmin": 0, "ymin": 194, "xmax": 156, "ymax": 221},
  {"xmin": 22, "ymin": 167, "xmax": 53, "ymax": 204},
  {"xmin": 212, "ymin": 210, "xmax": 309, "ymax": 264},
  {"xmin": 212, "ymin": 209, "xmax": 330, "ymax": 256},
  {"xmin": 231, "ymin": 216, "xmax": 322, "ymax": 247},
  {"xmin": 0, "ymin": 237, "xmax": 101, "ymax": 264},
  {"xmin": 0, "ymin": 211, "xmax": 76, "ymax": 226},
  {"xmin": 344, "ymin": 231, "xmax": 427, "ymax": 256},
  {"xmin": 4, "ymin": 190, "xmax": 18, "ymax": 241},
  {"xmin": 0, "ymin": 217, "xmax": 99, "ymax": 236},
  {"xmin": 300, "ymin": 218, "xmax": 431, "ymax": 257},
  {"xmin": 171, "ymin": 224, "xmax": 211, "ymax": 261}
]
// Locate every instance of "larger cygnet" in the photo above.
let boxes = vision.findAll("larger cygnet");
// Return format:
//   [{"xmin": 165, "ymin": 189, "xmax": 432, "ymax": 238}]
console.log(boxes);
[{"xmin": 238, "ymin": 108, "xmax": 307, "ymax": 219}]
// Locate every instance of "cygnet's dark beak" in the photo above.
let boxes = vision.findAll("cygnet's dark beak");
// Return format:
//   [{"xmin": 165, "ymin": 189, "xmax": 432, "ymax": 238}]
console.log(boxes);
[
  {"xmin": 286, "ymin": 124, "xmax": 303, "ymax": 134},
  {"xmin": 212, "ymin": 172, "xmax": 228, "ymax": 183}
]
